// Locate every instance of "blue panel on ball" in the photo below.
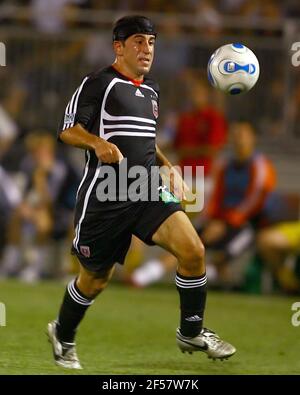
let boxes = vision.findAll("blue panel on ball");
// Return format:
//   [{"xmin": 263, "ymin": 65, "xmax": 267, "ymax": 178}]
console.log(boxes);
[
  {"xmin": 224, "ymin": 61, "xmax": 256, "ymax": 75},
  {"xmin": 230, "ymin": 88, "xmax": 241, "ymax": 95},
  {"xmin": 232, "ymin": 43, "xmax": 244, "ymax": 48}
]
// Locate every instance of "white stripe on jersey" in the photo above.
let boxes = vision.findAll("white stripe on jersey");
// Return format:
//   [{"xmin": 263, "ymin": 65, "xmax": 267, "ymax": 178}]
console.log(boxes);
[
  {"xmin": 103, "ymin": 124, "xmax": 155, "ymax": 131},
  {"xmin": 100, "ymin": 78, "xmax": 157, "ymax": 140},
  {"xmin": 103, "ymin": 109, "xmax": 156, "ymax": 125},
  {"xmin": 62, "ymin": 76, "xmax": 89, "ymax": 130},
  {"xmin": 103, "ymin": 131, "xmax": 155, "ymax": 139},
  {"xmin": 140, "ymin": 82, "xmax": 158, "ymax": 97}
]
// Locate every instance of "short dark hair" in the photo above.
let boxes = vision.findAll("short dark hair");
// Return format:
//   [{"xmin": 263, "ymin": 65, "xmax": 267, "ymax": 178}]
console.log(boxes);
[{"xmin": 112, "ymin": 15, "xmax": 157, "ymax": 42}]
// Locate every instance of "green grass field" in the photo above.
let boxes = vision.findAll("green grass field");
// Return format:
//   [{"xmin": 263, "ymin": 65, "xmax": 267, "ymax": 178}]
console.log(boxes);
[{"xmin": 0, "ymin": 280, "xmax": 299, "ymax": 375}]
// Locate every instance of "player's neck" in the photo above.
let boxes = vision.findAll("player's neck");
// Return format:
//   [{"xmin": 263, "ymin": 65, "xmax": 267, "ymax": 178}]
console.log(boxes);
[{"xmin": 112, "ymin": 61, "xmax": 144, "ymax": 84}]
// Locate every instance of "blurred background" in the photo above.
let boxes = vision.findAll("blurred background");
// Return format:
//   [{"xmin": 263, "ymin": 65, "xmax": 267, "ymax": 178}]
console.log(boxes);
[{"xmin": 0, "ymin": 0, "xmax": 300, "ymax": 295}]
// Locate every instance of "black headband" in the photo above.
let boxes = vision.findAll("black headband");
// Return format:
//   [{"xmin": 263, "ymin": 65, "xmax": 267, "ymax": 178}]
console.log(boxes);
[{"xmin": 113, "ymin": 15, "xmax": 157, "ymax": 41}]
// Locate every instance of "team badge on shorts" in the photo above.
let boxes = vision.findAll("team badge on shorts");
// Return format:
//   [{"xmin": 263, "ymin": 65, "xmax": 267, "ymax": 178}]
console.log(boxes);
[
  {"xmin": 80, "ymin": 245, "xmax": 91, "ymax": 258},
  {"xmin": 151, "ymin": 99, "xmax": 158, "ymax": 118}
]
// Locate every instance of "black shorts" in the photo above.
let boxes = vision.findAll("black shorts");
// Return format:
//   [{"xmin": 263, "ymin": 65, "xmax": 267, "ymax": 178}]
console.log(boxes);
[{"xmin": 71, "ymin": 199, "xmax": 183, "ymax": 272}]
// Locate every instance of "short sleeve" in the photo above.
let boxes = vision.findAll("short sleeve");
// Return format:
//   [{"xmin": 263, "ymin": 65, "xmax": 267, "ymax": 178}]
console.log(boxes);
[{"xmin": 57, "ymin": 74, "xmax": 106, "ymax": 138}]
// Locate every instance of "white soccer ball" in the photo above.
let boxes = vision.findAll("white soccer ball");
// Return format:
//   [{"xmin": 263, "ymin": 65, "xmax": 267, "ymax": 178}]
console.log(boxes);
[{"xmin": 207, "ymin": 43, "xmax": 260, "ymax": 95}]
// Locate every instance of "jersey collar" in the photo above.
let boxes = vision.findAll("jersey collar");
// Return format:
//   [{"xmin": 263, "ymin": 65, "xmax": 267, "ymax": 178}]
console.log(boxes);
[{"xmin": 111, "ymin": 65, "xmax": 144, "ymax": 87}]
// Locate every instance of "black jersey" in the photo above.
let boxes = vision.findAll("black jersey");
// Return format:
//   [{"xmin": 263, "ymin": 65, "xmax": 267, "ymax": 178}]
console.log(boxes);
[{"xmin": 58, "ymin": 65, "xmax": 160, "ymax": 214}]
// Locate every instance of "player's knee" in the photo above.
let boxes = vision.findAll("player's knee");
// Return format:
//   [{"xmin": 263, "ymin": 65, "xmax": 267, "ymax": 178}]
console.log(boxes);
[{"xmin": 178, "ymin": 238, "xmax": 205, "ymax": 273}]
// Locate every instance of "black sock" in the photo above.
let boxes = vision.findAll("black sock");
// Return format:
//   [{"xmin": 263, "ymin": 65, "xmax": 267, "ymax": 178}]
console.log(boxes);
[
  {"xmin": 56, "ymin": 278, "xmax": 94, "ymax": 343},
  {"xmin": 176, "ymin": 272, "xmax": 207, "ymax": 337}
]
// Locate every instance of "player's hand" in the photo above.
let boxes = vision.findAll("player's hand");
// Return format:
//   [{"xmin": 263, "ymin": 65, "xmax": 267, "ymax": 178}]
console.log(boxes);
[
  {"xmin": 169, "ymin": 166, "xmax": 190, "ymax": 201},
  {"xmin": 94, "ymin": 139, "xmax": 124, "ymax": 163}
]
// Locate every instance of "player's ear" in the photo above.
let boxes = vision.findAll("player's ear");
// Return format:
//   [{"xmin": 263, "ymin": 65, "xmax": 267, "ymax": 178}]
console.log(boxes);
[{"xmin": 113, "ymin": 40, "xmax": 124, "ymax": 56}]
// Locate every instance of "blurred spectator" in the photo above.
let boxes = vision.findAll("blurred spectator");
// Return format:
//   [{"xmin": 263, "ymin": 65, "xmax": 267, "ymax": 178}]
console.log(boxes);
[
  {"xmin": 174, "ymin": 76, "xmax": 227, "ymax": 178},
  {"xmin": 193, "ymin": 0, "xmax": 222, "ymax": 37},
  {"xmin": 0, "ymin": 103, "xmax": 19, "ymax": 159},
  {"xmin": 256, "ymin": 222, "xmax": 300, "ymax": 294},
  {"xmin": 288, "ymin": 80, "xmax": 300, "ymax": 138},
  {"xmin": 151, "ymin": 15, "xmax": 190, "ymax": 112},
  {"xmin": 200, "ymin": 121, "xmax": 276, "ymax": 284},
  {"xmin": 30, "ymin": 0, "xmax": 86, "ymax": 33},
  {"xmin": 0, "ymin": 81, "xmax": 22, "ymax": 252},
  {"xmin": 0, "ymin": 131, "xmax": 79, "ymax": 282},
  {"xmin": 172, "ymin": 75, "xmax": 228, "ymax": 206},
  {"xmin": 83, "ymin": 32, "xmax": 114, "ymax": 69},
  {"xmin": 151, "ymin": 15, "xmax": 189, "ymax": 77},
  {"xmin": 130, "ymin": 121, "xmax": 277, "ymax": 288},
  {"xmin": 0, "ymin": 164, "xmax": 22, "ymax": 255}
]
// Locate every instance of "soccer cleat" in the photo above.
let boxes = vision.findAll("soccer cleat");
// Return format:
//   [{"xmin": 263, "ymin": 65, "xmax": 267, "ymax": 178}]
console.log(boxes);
[
  {"xmin": 47, "ymin": 320, "xmax": 82, "ymax": 369},
  {"xmin": 176, "ymin": 327, "xmax": 236, "ymax": 360}
]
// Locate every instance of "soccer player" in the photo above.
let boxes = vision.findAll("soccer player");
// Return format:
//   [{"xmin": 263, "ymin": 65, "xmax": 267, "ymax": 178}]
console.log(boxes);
[{"xmin": 47, "ymin": 15, "xmax": 236, "ymax": 369}]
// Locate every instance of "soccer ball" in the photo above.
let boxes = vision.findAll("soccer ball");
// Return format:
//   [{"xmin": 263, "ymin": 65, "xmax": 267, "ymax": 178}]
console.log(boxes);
[{"xmin": 207, "ymin": 43, "xmax": 260, "ymax": 95}]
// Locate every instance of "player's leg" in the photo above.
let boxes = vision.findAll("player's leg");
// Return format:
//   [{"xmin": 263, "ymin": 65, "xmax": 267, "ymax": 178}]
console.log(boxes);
[
  {"xmin": 56, "ymin": 263, "xmax": 115, "ymax": 342},
  {"xmin": 48, "ymin": 209, "xmax": 134, "ymax": 369},
  {"xmin": 152, "ymin": 211, "xmax": 206, "ymax": 333},
  {"xmin": 151, "ymin": 210, "xmax": 236, "ymax": 359},
  {"xmin": 48, "ymin": 262, "xmax": 115, "ymax": 369}
]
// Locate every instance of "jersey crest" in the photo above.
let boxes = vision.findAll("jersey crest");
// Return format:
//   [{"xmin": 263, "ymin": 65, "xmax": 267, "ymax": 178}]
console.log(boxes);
[{"xmin": 151, "ymin": 99, "xmax": 158, "ymax": 119}]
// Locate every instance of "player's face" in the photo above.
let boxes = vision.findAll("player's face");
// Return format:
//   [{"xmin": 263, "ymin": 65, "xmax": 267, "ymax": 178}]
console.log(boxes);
[
  {"xmin": 117, "ymin": 34, "xmax": 155, "ymax": 78},
  {"xmin": 231, "ymin": 123, "xmax": 256, "ymax": 160}
]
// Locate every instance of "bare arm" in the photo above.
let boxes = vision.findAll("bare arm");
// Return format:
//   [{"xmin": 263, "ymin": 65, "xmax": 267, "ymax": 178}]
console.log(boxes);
[
  {"xmin": 156, "ymin": 144, "xmax": 172, "ymax": 168},
  {"xmin": 59, "ymin": 123, "xmax": 123, "ymax": 163}
]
